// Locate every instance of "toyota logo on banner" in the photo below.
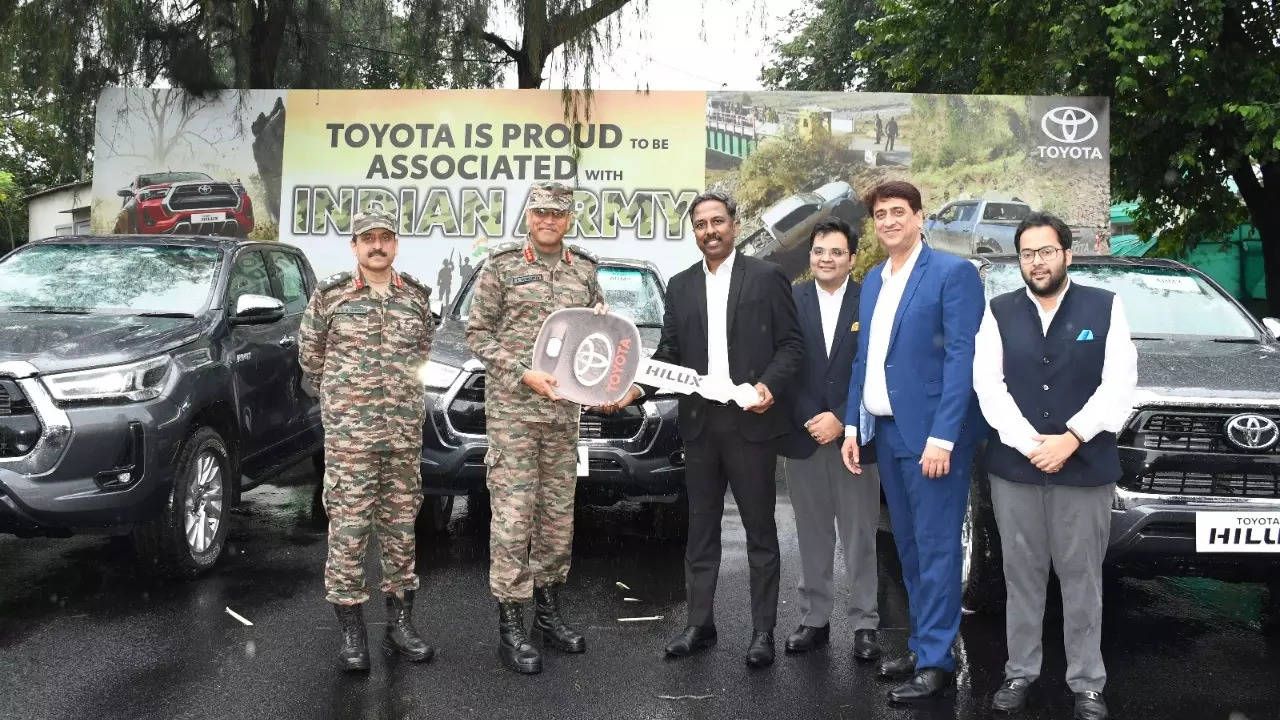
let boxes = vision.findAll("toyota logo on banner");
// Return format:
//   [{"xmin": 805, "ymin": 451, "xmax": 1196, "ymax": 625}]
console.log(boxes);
[
  {"xmin": 573, "ymin": 332, "xmax": 614, "ymax": 387},
  {"xmin": 1036, "ymin": 105, "xmax": 1104, "ymax": 160},
  {"xmin": 1224, "ymin": 413, "xmax": 1280, "ymax": 452}
]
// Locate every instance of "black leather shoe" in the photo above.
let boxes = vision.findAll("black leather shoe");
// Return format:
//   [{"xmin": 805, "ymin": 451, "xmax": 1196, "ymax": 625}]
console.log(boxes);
[
  {"xmin": 1074, "ymin": 691, "xmax": 1109, "ymax": 720},
  {"xmin": 877, "ymin": 651, "xmax": 918, "ymax": 679},
  {"xmin": 532, "ymin": 585, "xmax": 586, "ymax": 653},
  {"xmin": 852, "ymin": 629, "xmax": 881, "ymax": 661},
  {"xmin": 333, "ymin": 602, "xmax": 370, "ymax": 672},
  {"xmin": 992, "ymin": 677, "xmax": 1034, "ymax": 713},
  {"xmin": 497, "ymin": 602, "xmax": 542, "ymax": 674},
  {"xmin": 784, "ymin": 624, "xmax": 829, "ymax": 653},
  {"xmin": 665, "ymin": 625, "xmax": 718, "ymax": 657},
  {"xmin": 383, "ymin": 590, "xmax": 434, "ymax": 663},
  {"xmin": 887, "ymin": 668, "xmax": 955, "ymax": 703},
  {"xmin": 745, "ymin": 630, "xmax": 775, "ymax": 668}
]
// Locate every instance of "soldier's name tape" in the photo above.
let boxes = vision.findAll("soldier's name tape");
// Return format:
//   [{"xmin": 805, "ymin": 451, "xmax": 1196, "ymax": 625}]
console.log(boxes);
[{"xmin": 533, "ymin": 308, "xmax": 759, "ymax": 408}]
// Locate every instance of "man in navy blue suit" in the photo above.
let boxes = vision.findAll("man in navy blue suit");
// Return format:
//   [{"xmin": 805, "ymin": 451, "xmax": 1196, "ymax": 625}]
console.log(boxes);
[
  {"xmin": 839, "ymin": 181, "xmax": 986, "ymax": 703},
  {"xmin": 778, "ymin": 217, "xmax": 882, "ymax": 661}
]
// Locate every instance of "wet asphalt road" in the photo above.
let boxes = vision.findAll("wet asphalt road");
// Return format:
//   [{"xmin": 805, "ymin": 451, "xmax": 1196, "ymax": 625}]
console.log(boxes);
[{"xmin": 2, "ymin": 460, "xmax": 1279, "ymax": 720}]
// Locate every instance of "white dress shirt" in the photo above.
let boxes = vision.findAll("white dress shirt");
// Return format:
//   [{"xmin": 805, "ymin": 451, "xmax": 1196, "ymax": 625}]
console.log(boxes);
[
  {"xmin": 704, "ymin": 250, "xmax": 736, "ymax": 380},
  {"xmin": 972, "ymin": 279, "xmax": 1138, "ymax": 457},
  {"xmin": 843, "ymin": 240, "xmax": 953, "ymax": 451},
  {"xmin": 816, "ymin": 277, "xmax": 849, "ymax": 357}
]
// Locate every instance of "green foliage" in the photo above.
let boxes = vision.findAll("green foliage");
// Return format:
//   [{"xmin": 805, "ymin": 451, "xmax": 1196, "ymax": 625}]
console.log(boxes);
[
  {"xmin": 760, "ymin": 0, "xmax": 877, "ymax": 91},
  {"xmin": 735, "ymin": 131, "xmax": 855, "ymax": 220}
]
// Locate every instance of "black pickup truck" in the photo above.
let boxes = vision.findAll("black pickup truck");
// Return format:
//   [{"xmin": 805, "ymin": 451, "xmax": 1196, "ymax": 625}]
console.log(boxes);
[{"xmin": 0, "ymin": 235, "xmax": 324, "ymax": 576}]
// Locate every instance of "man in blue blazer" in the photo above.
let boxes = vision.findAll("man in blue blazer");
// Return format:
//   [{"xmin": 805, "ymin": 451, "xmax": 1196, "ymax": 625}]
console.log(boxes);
[
  {"xmin": 839, "ymin": 181, "xmax": 986, "ymax": 703},
  {"xmin": 778, "ymin": 217, "xmax": 882, "ymax": 661}
]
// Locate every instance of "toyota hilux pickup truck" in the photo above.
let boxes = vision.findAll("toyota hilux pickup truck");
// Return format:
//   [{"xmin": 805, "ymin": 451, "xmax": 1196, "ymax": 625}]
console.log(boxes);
[{"xmin": 0, "ymin": 235, "xmax": 323, "ymax": 576}]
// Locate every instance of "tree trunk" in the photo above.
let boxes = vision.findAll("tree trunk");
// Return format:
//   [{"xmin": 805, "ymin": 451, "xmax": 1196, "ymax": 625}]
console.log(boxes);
[
  {"xmin": 485, "ymin": 0, "xmax": 632, "ymax": 89},
  {"xmin": 1232, "ymin": 161, "xmax": 1280, "ymax": 317},
  {"xmin": 249, "ymin": 0, "xmax": 289, "ymax": 88}
]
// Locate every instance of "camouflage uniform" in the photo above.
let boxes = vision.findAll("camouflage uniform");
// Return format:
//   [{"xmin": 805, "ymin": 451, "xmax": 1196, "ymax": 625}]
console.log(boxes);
[
  {"xmin": 299, "ymin": 255, "xmax": 434, "ymax": 606},
  {"xmin": 465, "ymin": 188, "xmax": 603, "ymax": 602}
]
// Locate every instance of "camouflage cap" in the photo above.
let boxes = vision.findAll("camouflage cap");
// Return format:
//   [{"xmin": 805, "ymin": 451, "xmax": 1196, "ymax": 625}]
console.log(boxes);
[
  {"xmin": 527, "ymin": 181, "xmax": 574, "ymax": 212},
  {"xmin": 352, "ymin": 208, "xmax": 397, "ymax": 237}
]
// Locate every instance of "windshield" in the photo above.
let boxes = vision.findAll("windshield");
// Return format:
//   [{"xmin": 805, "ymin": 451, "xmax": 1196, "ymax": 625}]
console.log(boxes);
[
  {"xmin": 982, "ymin": 263, "xmax": 1260, "ymax": 340},
  {"xmin": 982, "ymin": 203, "xmax": 1030, "ymax": 222},
  {"xmin": 457, "ymin": 263, "xmax": 665, "ymax": 326},
  {"xmin": 0, "ymin": 243, "xmax": 221, "ymax": 315},
  {"xmin": 138, "ymin": 172, "xmax": 212, "ymax": 186}
]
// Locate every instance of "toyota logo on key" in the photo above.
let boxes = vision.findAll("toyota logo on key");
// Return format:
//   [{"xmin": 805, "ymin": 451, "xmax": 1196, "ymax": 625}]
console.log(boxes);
[
  {"xmin": 1041, "ymin": 106, "xmax": 1099, "ymax": 144},
  {"xmin": 572, "ymin": 333, "xmax": 614, "ymax": 387}
]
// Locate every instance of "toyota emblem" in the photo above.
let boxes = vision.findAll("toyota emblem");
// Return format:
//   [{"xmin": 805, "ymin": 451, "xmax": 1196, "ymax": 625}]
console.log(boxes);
[
  {"xmin": 197, "ymin": 184, "xmax": 212, "ymax": 195},
  {"xmin": 1224, "ymin": 413, "xmax": 1280, "ymax": 452},
  {"xmin": 573, "ymin": 332, "xmax": 614, "ymax": 387},
  {"xmin": 1041, "ymin": 106, "xmax": 1099, "ymax": 144}
]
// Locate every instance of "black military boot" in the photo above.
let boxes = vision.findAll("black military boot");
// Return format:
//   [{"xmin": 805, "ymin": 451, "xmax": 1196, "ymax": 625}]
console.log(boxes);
[
  {"xmin": 383, "ymin": 590, "xmax": 434, "ymax": 663},
  {"xmin": 498, "ymin": 602, "xmax": 543, "ymax": 674},
  {"xmin": 333, "ymin": 603, "xmax": 370, "ymax": 672},
  {"xmin": 533, "ymin": 585, "xmax": 586, "ymax": 653}
]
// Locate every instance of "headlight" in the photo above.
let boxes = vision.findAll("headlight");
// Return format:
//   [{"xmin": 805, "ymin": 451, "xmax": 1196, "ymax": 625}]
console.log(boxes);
[
  {"xmin": 139, "ymin": 188, "xmax": 167, "ymax": 201},
  {"xmin": 417, "ymin": 360, "xmax": 461, "ymax": 390},
  {"xmin": 43, "ymin": 355, "xmax": 172, "ymax": 403}
]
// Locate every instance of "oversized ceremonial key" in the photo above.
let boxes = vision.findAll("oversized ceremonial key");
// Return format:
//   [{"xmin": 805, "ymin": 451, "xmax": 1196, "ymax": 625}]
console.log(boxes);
[{"xmin": 531, "ymin": 308, "xmax": 761, "ymax": 408}]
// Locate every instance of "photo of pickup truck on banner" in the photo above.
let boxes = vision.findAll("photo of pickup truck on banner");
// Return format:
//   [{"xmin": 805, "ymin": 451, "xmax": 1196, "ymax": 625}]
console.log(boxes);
[{"xmin": 92, "ymin": 88, "xmax": 1110, "ymax": 295}]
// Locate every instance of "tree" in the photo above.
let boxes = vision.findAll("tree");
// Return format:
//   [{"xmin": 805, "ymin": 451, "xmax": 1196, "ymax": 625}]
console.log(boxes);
[
  {"xmin": 0, "ymin": 170, "xmax": 23, "ymax": 253},
  {"xmin": 760, "ymin": 0, "xmax": 877, "ymax": 91},
  {"xmin": 479, "ymin": 0, "xmax": 637, "ymax": 88},
  {"xmin": 760, "ymin": 0, "xmax": 1280, "ymax": 315}
]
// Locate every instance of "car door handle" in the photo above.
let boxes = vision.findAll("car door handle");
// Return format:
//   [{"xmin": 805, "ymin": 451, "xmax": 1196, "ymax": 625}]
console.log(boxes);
[{"xmin": 279, "ymin": 336, "xmax": 297, "ymax": 347}]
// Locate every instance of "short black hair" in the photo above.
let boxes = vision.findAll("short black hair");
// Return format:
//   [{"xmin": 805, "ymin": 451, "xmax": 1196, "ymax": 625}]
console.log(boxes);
[
  {"xmin": 1014, "ymin": 211, "xmax": 1073, "ymax": 251},
  {"xmin": 808, "ymin": 217, "xmax": 858, "ymax": 254},
  {"xmin": 687, "ymin": 190, "xmax": 737, "ymax": 222},
  {"xmin": 863, "ymin": 180, "xmax": 923, "ymax": 214}
]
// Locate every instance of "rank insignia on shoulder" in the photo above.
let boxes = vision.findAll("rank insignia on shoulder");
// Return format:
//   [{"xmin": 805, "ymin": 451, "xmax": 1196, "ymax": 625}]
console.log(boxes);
[
  {"xmin": 487, "ymin": 241, "xmax": 521, "ymax": 258},
  {"xmin": 318, "ymin": 271, "xmax": 353, "ymax": 292},
  {"xmin": 567, "ymin": 244, "xmax": 597, "ymax": 264},
  {"xmin": 398, "ymin": 271, "xmax": 431, "ymax": 298}
]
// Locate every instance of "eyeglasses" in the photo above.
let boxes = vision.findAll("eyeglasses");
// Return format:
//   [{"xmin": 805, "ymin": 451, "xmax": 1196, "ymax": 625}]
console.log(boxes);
[
  {"xmin": 1018, "ymin": 246, "xmax": 1063, "ymax": 263},
  {"xmin": 531, "ymin": 208, "xmax": 570, "ymax": 219},
  {"xmin": 810, "ymin": 247, "xmax": 850, "ymax": 259}
]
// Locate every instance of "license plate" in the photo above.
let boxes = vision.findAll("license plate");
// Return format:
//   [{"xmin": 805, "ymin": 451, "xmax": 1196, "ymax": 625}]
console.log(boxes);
[
  {"xmin": 191, "ymin": 212, "xmax": 226, "ymax": 224},
  {"xmin": 576, "ymin": 445, "xmax": 589, "ymax": 477},
  {"xmin": 1195, "ymin": 511, "xmax": 1280, "ymax": 553}
]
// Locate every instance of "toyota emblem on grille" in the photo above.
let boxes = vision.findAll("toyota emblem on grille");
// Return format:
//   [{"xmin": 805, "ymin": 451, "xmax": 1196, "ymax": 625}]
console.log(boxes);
[
  {"xmin": 573, "ymin": 333, "xmax": 613, "ymax": 387},
  {"xmin": 197, "ymin": 184, "xmax": 212, "ymax": 195},
  {"xmin": 1224, "ymin": 413, "xmax": 1280, "ymax": 451}
]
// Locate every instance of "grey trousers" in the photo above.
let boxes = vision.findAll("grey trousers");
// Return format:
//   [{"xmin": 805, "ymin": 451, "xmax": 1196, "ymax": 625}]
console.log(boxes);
[
  {"xmin": 784, "ymin": 443, "xmax": 881, "ymax": 630},
  {"xmin": 989, "ymin": 474, "xmax": 1113, "ymax": 692}
]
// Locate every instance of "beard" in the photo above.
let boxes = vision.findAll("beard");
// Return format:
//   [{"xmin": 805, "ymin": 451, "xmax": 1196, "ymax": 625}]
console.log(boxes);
[{"xmin": 1024, "ymin": 265, "xmax": 1067, "ymax": 297}]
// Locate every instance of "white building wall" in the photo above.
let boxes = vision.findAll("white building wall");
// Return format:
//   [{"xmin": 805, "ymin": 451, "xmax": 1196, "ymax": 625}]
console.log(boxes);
[{"xmin": 27, "ymin": 182, "xmax": 92, "ymax": 242}]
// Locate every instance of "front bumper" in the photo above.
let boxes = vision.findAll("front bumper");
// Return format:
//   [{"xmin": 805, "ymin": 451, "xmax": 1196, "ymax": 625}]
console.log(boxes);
[
  {"xmin": 419, "ymin": 371, "xmax": 686, "ymax": 503},
  {"xmin": 0, "ymin": 361, "xmax": 186, "ymax": 534}
]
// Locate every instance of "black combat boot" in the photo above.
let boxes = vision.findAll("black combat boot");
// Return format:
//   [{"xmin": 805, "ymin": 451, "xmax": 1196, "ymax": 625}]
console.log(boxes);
[
  {"xmin": 333, "ymin": 603, "xmax": 370, "ymax": 672},
  {"xmin": 498, "ymin": 602, "xmax": 543, "ymax": 674},
  {"xmin": 533, "ymin": 584, "xmax": 586, "ymax": 653},
  {"xmin": 383, "ymin": 590, "xmax": 434, "ymax": 663}
]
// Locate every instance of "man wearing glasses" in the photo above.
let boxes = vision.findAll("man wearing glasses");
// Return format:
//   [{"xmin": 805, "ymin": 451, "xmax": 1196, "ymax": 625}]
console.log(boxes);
[
  {"xmin": 466, "ymin": 181, "xmax": 605, "ymax": 675},
  {"xmin": 972, "ymin": 212, "xmax": 1136, "ymax": 720},
  {"xmin": 778, "ymin": 217, "xmax": 882, "ymax": 662}
]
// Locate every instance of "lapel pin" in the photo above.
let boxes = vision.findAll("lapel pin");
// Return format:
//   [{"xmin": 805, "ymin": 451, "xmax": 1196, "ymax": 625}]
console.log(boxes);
[{"xmin": 851, "ymin": 321, "xmax": 860, "ymax": 332}]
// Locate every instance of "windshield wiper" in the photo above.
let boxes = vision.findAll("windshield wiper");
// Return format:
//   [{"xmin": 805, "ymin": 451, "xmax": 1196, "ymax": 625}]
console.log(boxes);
[
  {"xmin": 0, "ymin": 305, "xmax": 93, "ymax": 314},
  {"xmin": 1210, "ymin": 336, "xmax": 1260, "ymax": 344},
  {"xmin": 135, "ymin": 311, "xmax": 196, "ymax": 318}
]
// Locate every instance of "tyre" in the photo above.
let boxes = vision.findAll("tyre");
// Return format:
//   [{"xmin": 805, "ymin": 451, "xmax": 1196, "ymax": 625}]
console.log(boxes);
[
  {"xmin": 415, "ymin": 494, "xmax": 455, "ymax": 535},
  {"xmin": 133, "ymin": 427, "xmax": 233, "ymax": 578},
  {"xmin": 962, "ymin": 464, "xmax": 1006, "ymax": 613}
]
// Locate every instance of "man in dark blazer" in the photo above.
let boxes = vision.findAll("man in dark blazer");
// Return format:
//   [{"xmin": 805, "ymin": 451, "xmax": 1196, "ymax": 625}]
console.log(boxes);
[
  {"xmin": 610, "ymin": 190, "xmax": 803, "ymax": 668},
  {"xmin": 839, "ymin": 181, "xmax": 986, "ymax": 703},
  {"xmin": 778, "ymin": 217, "xmax": 882, "ymax": 662}
]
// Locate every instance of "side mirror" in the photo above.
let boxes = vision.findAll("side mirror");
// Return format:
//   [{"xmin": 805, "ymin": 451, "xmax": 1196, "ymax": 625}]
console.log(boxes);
[
  {"xmin": 117, "ymin": 188, "xmax": 134, "ymax": 198},
  {"xmin": 231, "ymin": 294, "xmax": 285, "ymax": 325},
  {"xmin": 927, "ymin": 213, "xmax": 938, "ymax": 221},
  {"xmin": 1263, "ymin": 317, "xmax": 1280, "ymax": 340}
]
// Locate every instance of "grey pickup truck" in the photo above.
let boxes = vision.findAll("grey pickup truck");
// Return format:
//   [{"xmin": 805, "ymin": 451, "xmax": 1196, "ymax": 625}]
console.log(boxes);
[{"xmin": 925, "ymin": 196, "xmax": 1101, "ymax": 256}]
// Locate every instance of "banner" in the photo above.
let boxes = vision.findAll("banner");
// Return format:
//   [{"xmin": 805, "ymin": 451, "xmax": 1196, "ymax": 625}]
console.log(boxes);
[{"xmin": 92, "ymin": 88, "xmax": 1111, "ymax": 307}]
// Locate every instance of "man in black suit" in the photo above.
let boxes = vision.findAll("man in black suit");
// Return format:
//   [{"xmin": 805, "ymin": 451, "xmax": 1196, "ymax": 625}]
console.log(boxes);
[
  {"xmin": 778, "ymin": 218, "xmax": 882, "ymax": 661},
  {"xmin": 610, "ymin": 190, "xmax": 803, "ymax": 668}
]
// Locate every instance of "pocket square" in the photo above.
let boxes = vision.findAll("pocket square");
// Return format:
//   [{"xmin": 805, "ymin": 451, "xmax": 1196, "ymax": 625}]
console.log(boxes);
[
  {"xmin": 1076, "ymin": 329, "xmax": 1095, "ymax": 341},
  {"xmin": 851, "ymin": 321, "xmax": 860, "ymax": 332}
]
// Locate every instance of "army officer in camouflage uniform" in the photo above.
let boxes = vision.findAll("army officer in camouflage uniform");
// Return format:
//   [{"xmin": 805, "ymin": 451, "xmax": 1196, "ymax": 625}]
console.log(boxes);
[
  {"xmin": 466, "ymin": 181, "xmax": 606, "ymax": 675},
  {"xmin": 299, "ymin": 208, "xmax": 435, "ymax": 671}
]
